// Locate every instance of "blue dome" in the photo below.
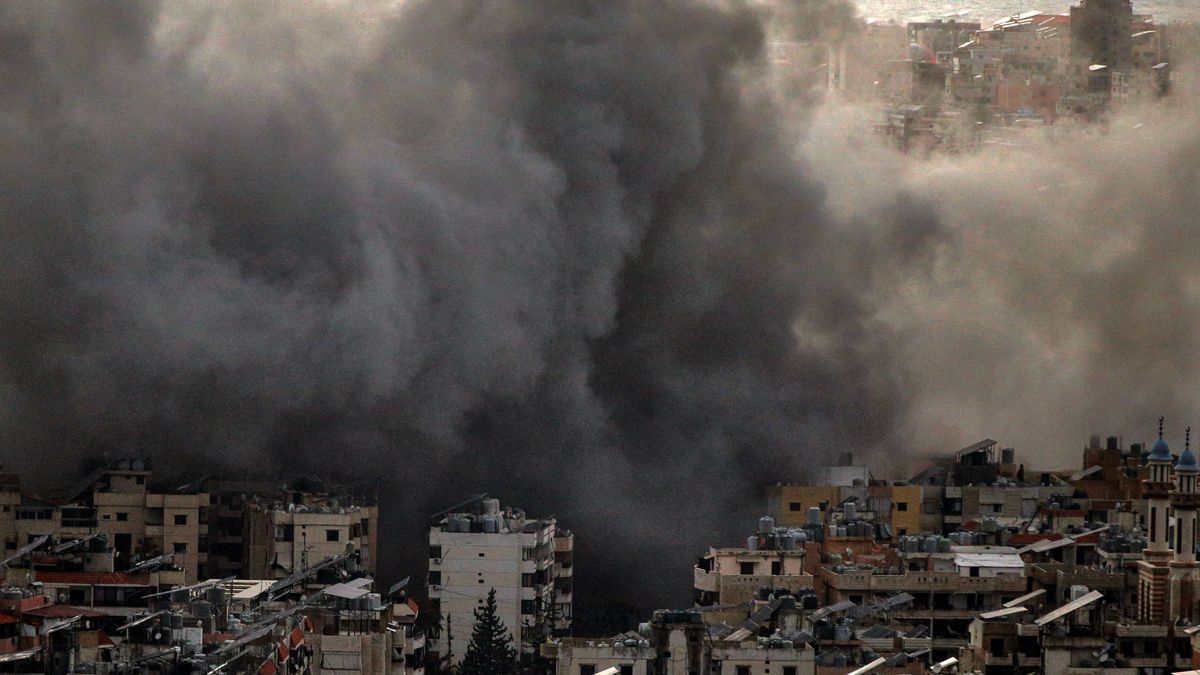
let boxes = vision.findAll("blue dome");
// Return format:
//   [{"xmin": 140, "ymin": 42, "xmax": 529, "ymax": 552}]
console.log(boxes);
[
  {"xmin": 1177, "ymin": 447, "xmax": 1200, "ymax": 472},
  {"xmin": 1149, "ymin": 436, "xmax": 1172, "ymax": 461}
]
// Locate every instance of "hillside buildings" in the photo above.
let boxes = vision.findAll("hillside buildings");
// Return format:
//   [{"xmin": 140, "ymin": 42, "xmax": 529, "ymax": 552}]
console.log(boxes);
[{"xmin": 545, "ymin": 419, "xmax": 1200, "ymax": 675}]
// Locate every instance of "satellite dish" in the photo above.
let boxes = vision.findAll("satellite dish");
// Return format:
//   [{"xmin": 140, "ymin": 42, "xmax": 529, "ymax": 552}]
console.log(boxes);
[{"xmin": 154, "ymin": 632, "xmax": 162, "ymax": 641}]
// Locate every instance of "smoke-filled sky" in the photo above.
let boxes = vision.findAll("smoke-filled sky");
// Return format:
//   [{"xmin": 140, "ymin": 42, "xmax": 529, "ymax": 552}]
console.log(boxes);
[{"xmin": 2, "ymin": 0, "xmax": 1199, "ymax": 613}]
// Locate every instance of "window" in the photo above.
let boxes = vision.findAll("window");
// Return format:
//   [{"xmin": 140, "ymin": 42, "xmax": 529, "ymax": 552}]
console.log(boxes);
[
  {"xmin": 579, "ymin": 666, "xmax": 596, "ymax": 675},
  {"xmin": 784, "ymin": 668, "xmax": 798, "ymax": 675},
  {"xmin": 174, "ymin": 514, "xmax": 188, "ymax": 525},
  {"xmin": 991, "ymin": 638, "xmax": 1006, "ymax": 657},
  {"xmin": 116, "ymin": 512, "xmax": 128, "ymax": 522},
  {"xmin": 274, "ymin": 525, "xmax": 294, "ymax": 542},
  {"xmin": 521, "ymin": 600, "xmax": 536, "ymax": 615},
  {"xmin": 428, "ymin": 571, "xmax": 441, "ymax": 585},
  {"xmin": 621, "ymin": 667, "xmax": 634, "ymax": 675},
  {"xmin": 789, "ymin": 502, "xmax": 802, "ymax": 511},
  {"xmin": 173, "ymin": 542, "xmax": 187, "ymax": 553},
  {"xmin": 898, "ymin": 528, "xmax": 907, "ymax": 536},
  {"xmin": 739, "ymin": 562, "xmax": 755, "ymax": 575},
  {"xmin": 771, "ymin": 561, "xmax": 782, "ymax": 575},
  {"xmin": 360, "ymin": 518, "xmax": 369, "ymax": 536},
  {"xmin": 896, "ymin": 502, "xmax": 908, "ymax": 512},
  {"xmin": 429, "ymin": 546, "xmax": 442, "ymax": 560},
  {"xmin": 737, "ymin": 667, "xmax": 751, "ymax": 675},
  {"xmin": 136, "ymin": 476, "xmax": 144, "ymax": 485},
  {"xmin": 326, "ymin": 529, "xmax": 340, "ymax": 542}
]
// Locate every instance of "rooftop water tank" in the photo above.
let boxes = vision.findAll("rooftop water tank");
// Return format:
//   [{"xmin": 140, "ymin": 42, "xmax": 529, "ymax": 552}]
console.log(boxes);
[
  {"xmin": 807, "ymin": 507, "xmax": 821, "ymax": 527},
  {"xmin": 844, "ymin": 502, "xmax": 857, "ymax": 521},
  {"xmin": 482, "ymin": 498, "xmax": 501, "ymax": 515},
  {"xmin": 759, "ymin": 516, "xmax": 776, "ymax": 534}
]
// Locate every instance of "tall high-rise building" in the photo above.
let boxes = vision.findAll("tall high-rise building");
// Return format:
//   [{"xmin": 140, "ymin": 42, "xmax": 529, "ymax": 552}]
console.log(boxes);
[{"xmin": 426, "ymin": 496, "xmax": 571, "ymax": 667}]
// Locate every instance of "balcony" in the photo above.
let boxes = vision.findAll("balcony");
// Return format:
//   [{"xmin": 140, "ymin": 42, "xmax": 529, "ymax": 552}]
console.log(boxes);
[
  {"xmin": 721, "ymin": 573, "xmax": 814, "ymax": 595},
  {"xmin": 822, "ymin": 568, "xmax": 1026, "ymax": 593},
  {"xmin": 694, "ymin": 567, "xmax": 720, "ymax": 593}
]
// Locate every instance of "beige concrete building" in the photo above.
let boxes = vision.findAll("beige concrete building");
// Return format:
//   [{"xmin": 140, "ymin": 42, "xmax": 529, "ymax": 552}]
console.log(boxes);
[
  {"xmin": 0, "ymin": 464, "xmax": 210, "ymax": 583},
  {"xmin": 243, "ymin": 498, "xmax": 378, "ymax": 579},
  {"xmin": 693, "ymin": 522, "xmax": 814, "ymax": 625}
]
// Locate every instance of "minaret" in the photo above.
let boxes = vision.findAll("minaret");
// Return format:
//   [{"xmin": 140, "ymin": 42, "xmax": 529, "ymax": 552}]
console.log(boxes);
[
  {"xmin": 1139, "ymin": 417, "xmax": 1175, "ymax": 623},
  {"xmin": 1170, "ymin": 427, "xmax": 1200, "ymax": 621}
]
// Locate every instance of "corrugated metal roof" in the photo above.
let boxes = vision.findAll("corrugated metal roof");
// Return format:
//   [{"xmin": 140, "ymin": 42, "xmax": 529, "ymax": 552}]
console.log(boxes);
[
  {"xmin": 957, "ymin": 439, "xmax": 998, "ymax": 457},
  {"xmin": 1003, "ymin": 588, "xmax": 1046, "ymax": 608},
  {"xmin": 1034, "ymin": 590, "xmax": 1104, "ymax": 626},
  {"xmin": 1025, "ymin": 538, "xmax": 1075, "ymax": 554},
  {"xmin": 955, "ymin": 552, "xmax": 1024, "ymax": 568},
  {"xmin": 321, "ymin": 583, "xmax": 369, "ymax": 600},
  {"xmin": 980, "ymin": 606, "xmax": 1028, "ymax": 620},
  {"xmin": 809, "ymin": 600, "xmax": 856, "ymax": 621}
]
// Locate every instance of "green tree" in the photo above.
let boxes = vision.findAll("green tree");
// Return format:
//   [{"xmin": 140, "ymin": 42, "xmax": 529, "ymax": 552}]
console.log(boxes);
[{"xmin": 459, "ymin": 588, "xmax": 519, "ymax": 675}]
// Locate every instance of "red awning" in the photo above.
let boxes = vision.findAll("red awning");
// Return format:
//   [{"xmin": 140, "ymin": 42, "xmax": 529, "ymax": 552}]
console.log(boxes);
[
  {"xmin": 257, "ymin": 660, "xmax": 277, "ymax": 675},
  {"xmin": 278, "ymin": 641, "xmax": 289, "ymax": 662},
  {"xmin": 289, "ymin": 627, "xmax": 304, "ymax": 648}
]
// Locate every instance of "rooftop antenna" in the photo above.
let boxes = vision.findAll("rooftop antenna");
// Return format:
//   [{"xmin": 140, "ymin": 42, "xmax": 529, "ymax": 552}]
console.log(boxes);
[
  {"xmin": 1160, "ymin": 416, "xmax": 1165, "ymax": 439},
  {"xmin": 1187, "ymin": 426, "xmax": 1191, "ymax": 451}
]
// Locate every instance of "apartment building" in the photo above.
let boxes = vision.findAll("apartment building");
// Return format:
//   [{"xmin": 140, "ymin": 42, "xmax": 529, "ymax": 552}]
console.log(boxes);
[
  {"xmin": 0, "ymin": 462, "xmax": 210, "ymax": 583},
  {"xmin": 427, "ymin": 496, "xmax": 571, "ymax": 666},
  {"xmin": 242, "ymin": 496, "xmax": 377, "ymax": 579},
  {"xmin": 694, "ymin": 518, "xmax": 814, "ymax": 625},
  {"xmin": 200, "ymin": 478, "xmax": 286, "ymax": 580}
]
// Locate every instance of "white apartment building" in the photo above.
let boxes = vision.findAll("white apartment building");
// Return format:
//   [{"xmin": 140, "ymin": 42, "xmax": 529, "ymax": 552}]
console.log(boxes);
[{"xmin": 427, "ymin": 497, "xmax": 571, "ymax": 666}]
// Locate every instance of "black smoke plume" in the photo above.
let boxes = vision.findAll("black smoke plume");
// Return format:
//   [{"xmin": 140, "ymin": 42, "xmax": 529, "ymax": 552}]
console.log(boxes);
[{"xmin": 10, "ymin": 0, "xmax": 1197, "ymax": 620}]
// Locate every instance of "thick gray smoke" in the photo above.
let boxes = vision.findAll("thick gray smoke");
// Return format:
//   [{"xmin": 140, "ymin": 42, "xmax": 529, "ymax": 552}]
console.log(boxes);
[
  {"xmin": 3, "ymin": 0, "xmax": 1196, "ymax": 617},
  {"xmin": 0, "ymin": 0, "xmax": 926, "ymax": 613}
]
